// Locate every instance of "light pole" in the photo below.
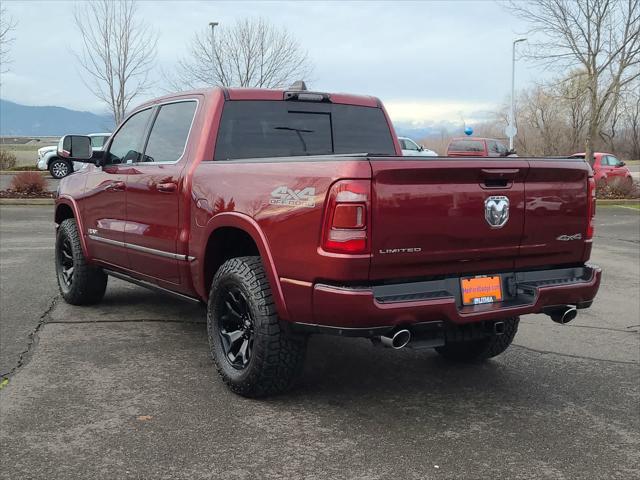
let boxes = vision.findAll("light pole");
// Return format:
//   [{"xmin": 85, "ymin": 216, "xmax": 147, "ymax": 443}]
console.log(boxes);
[
  {"xmin": 508, "ymin": 38, "xmax": 527, "ymax": 151},
  {"xmin": 209, "ymin": 22, "xmax": 219, "ymax": 85}
]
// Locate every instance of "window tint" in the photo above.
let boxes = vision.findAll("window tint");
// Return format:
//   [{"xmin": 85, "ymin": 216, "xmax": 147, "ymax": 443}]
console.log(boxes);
[
  {"xmin": 90, "ymin": 135, "xmax": 108, "ymax": 148},
  {"xmin": 143, "ymin": 101, "xmax": 197, "ymax": 163},
  {"xmin": 486, "ymin": 140, "xmax": 508, "ymax": 156},
  {"xmin": 448, "ymin": 139, "xmax": 485, "ymax": 153},
  {"xmin": 214, "ymin": 101, "xmax": 395, "ymax": 160},
  {"xmin": 403, "ymin": 139, "xmax": 419, "ymax": 151},
  {"xmin": 106, "ymin": 109, "xmax": 153, "ymax": 165}
]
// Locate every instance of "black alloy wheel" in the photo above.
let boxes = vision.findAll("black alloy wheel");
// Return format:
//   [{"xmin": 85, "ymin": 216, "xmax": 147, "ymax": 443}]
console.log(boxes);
[
  {"xmin": 217, "ymin": 285, "xmax": 255, "ymax": 369},
  {"xmin": 57, "ymin": 235, "xmax": 75, "ymax": 289}
]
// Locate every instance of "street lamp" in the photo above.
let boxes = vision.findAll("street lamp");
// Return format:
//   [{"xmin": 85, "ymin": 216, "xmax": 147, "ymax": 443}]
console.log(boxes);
[
  {"xmin": 209, "ymin": 22, "xmax": 219, "ymax": 85},
  {"xmin": 508, "ymin": 38, "xmax": 527, "ymax": 151}
]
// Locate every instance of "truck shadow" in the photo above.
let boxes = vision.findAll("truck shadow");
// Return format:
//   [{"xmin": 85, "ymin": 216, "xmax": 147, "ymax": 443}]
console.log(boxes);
[{"xmin": 92, "ymin": 286, "xmax": 620, "ymax": 417}]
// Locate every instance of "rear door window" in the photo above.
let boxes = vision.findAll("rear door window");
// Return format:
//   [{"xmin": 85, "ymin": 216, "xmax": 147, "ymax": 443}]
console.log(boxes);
[
  {"xmin": 214, "ymin": 101, "xmax": 395, "ymax": 160},
  {"xmin": 143, "ymin": 101, "xmax": 197, "ymax": 163},
  {"xmin": 448, "ymin": 139, "xmax": 485, "ymax": 153}
]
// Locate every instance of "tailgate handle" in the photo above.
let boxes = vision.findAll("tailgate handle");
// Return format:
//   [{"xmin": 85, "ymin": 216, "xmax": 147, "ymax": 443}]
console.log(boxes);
[
  {"xmin": 480, "ymin": 169, "xmax": 519, "ymax": 188},
  {"xmin": 480, "ymin": 169, "xmax": 520, "ymax": 179}
]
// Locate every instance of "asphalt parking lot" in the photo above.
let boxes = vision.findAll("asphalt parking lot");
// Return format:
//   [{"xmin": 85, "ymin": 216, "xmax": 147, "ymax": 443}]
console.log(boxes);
[{"xmin": 1, "ymin": 204, "xmax": 638, "ymax": 479}]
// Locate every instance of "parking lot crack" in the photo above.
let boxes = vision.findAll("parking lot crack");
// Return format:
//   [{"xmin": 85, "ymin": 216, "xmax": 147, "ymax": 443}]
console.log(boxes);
[
  {"xmin": 0, "ymin": 295, "xmax": 58, "ymax": 380},
  {"xmin": 46, "ymin": 319, "xmax": 204, "ymax": 325},
  {"xmin": 521, "ymin": 320, "xmax": 640, "ymax": 334},
  {"xmin": 512, "ymin": 343, "xmax": 638, "ymax": 365}
]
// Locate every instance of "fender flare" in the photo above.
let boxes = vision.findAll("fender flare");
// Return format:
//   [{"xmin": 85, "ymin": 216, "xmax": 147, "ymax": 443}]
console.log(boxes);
[
  {"xmin": 55, "ymin": 196, "xmax": 90, "ymax": 259},
  {"xmin": 197, "ymin": 212, "xmax": 290, "ymax": 321},
  {"xmin": 45, "ymin": 154, "xmax": 61, "ymax": 167}
]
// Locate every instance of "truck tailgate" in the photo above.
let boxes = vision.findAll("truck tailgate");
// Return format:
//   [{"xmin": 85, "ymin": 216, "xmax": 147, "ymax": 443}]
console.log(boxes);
[
  {"xmin": 516, "ymin": 160, "xmax": 591, "ymax": 269},
  {"xmin": 369, "ymin": 158, "xmax": 530, "ymax": 281}
]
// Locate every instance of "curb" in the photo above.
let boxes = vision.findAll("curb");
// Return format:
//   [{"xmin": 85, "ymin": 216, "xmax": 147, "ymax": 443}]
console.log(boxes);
[
  {"xmin": 597, "ymin": 199, "xmax": 639, "ymax": 205},
  {"xmin": 0, "ymin": 171, "xmax": 51, "ymax": 177},
  {"xmin": 0, "ymin": 198, "xmax": 54, "ymax": 205}
]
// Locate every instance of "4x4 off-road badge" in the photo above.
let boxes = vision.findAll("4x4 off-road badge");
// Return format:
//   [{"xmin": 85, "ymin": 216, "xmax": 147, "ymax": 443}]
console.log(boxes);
[
  {"xmin": 485, "ymin": 196, "xmax": 509, "ymax": 228},
  {"xmin": 270, "ymin": 186, "xmax": 316, "ymax": 208}
]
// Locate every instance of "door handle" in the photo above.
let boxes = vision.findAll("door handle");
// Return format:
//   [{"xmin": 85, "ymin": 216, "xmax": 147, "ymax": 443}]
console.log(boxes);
[
  {"xmin": 103, "ymin": 181, "xmax": 125, "ymax": 192},
  {"xmin": 157, "ymin": 182, "xmax": 177, "ymax": 193}
]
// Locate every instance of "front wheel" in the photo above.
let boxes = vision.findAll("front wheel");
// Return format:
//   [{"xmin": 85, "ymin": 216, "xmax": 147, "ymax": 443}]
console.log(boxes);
[
  {"xmin": 55, "ymin": 218, "xmax": 108, "ymax": 305},
  {"xmin": 49, "ymin": 158, "xmax": 72, "ymax": 179},
  {"xmin": 436, "ymin": 317, "xmax": 519, "ymax": 362},
  {"xmin": 207, "ymin": 256, "xmax": 307, "ymax": 397}
]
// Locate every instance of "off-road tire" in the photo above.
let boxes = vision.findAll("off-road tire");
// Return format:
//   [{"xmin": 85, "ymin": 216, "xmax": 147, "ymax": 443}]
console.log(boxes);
[
  {"xmin": 49, "ymin": 158, "xmax": 72, "ymax": 179},
  {"xmin": 436, "ymin": 317, "xmax": 519, "ymax": 362},
  {"xmin": 55, "ymin": 218, "xmax": 108, "ymax": 305},
  {"xmin": 207, "ymin": 256, "xmax": 307, "ymax": 398}
]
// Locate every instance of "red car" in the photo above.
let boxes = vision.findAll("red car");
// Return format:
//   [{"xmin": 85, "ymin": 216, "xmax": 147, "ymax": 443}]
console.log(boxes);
[
  {"xmin": 53, "ymin": 85, "xmax": 601, "ymax": 397},
  {"xmin": 446, "ymin": 137, "xmax": 510, "ymax": 157},
  {"xmin": 570, "ymin": 152, "xmax": 633, "ymax": 188}
]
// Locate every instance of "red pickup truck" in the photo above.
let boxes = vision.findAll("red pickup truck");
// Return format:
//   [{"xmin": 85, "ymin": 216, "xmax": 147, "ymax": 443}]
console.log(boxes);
[
  {"xmin": 54, "ymin": 85, "xmax": 601, "ymax": 397},
  {"xmin": 446, "ymin": 137, "xmax": 510, "ymax": 157}
]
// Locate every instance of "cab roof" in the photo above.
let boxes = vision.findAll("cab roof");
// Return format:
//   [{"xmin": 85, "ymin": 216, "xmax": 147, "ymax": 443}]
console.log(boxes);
[{"xmin": 138, "ymin": 87, "xmax": 381, "ymax": 109}]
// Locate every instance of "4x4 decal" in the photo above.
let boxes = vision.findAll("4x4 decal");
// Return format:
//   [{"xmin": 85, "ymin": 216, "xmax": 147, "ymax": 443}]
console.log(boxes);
[{"xmin": 270, "ymin": 186, "xmax": 316, "ymax": 208}]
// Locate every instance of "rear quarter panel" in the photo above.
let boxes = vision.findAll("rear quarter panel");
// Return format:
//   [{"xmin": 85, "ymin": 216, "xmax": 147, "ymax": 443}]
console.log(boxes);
[{"xmin": 189, "ymin": 159, "xmax": 373, "ymax": 290}]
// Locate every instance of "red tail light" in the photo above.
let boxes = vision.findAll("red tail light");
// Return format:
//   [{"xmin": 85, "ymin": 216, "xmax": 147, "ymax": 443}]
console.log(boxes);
[
  {"xmin": 586, "ymin": 177, "xmax": 596, "ymax": 239},
  {"xmin": 322, "ymin": 180, "xmax": 370, "ymax": 254}
]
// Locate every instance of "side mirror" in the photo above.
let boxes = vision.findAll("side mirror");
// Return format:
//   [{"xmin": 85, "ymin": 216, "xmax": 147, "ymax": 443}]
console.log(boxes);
[
  {"xmin": 418, "ymin": 146, "xmax": 424, "ymax": 152},
  {"xmin": 57, "ymin": 135, "xmax": 93, "ymax": 161},
  {"xmin": 618, "ymin": 161, "xmax": 626, "ymax": 167}
]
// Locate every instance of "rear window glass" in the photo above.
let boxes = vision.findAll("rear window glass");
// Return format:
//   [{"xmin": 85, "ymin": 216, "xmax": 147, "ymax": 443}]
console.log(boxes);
[
  {"xmin": 448, "ymin": 140, "xmax": 485, "ymax": 152},
  {"xmin": 214, "ymin": 101, "xmax": 395, "ymax": 160}
]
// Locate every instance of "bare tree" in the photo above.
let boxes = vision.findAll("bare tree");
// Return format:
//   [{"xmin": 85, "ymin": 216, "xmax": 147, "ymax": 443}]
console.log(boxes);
[
  {"xmin": 507, "ymin": 0, "xmax": 640, "ymax": 164},
  {"xmin": 0, "ymin": 6, "xmax": 17, "ymax": 75},
  {"xmin": 171, "ymin": 18, "xmax": 312, "ymax": 90},
  {"xmin": 73, "ymin": 0, "xmax": 157, "ymax": 124},
  {"xmin": 619, "ymin": 81, "xmax": 640, "ymax": 157}
]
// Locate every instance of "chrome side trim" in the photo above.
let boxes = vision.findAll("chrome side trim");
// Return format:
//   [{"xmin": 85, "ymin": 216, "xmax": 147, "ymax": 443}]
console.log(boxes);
[{"xmin": 88, "ymin": 234, "xmax": 195, "ymax": 261}]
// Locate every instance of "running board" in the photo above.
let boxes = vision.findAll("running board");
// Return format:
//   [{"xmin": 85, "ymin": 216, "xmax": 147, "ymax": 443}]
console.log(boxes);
[{"xmin": 103, "ymin": 269, "xmax": 202, "ymax": 304}]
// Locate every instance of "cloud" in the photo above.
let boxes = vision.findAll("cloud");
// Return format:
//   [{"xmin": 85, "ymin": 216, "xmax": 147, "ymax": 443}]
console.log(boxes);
[
  {"xmin": 0, "ymin": 0, "xmax": 540, "ymax": 126},
  {"xmin": 384, "ymin": 99, "xmax": 497, "ymax": 124}
]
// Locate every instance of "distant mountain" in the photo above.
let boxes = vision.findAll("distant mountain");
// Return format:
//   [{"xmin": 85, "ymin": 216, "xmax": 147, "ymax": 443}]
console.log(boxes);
[
  {"xmin": 0, "ymin": 99, "xmax": 114, "ymax": 136},
  {"xmin": 392, "ymin": 120, "xmax": 462, "ymax": 141}
]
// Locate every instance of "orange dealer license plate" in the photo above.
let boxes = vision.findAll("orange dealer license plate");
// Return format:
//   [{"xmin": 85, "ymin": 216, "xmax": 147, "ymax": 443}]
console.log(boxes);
[{"xmin": 461, "ymin": 276, "xmax": 503, "ymax": 306}]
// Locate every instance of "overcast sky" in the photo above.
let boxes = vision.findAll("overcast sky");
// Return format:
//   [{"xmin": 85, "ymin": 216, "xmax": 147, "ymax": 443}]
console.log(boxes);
[{"xmin": 0, "ymin": 0, "xmax": 541, "ymax": 127}]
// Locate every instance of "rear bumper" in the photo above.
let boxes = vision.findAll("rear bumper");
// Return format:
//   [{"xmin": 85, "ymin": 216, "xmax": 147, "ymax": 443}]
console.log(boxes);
[{"xmin": 285, "ymin": 265, "xmax": 601, "ymax": 332}]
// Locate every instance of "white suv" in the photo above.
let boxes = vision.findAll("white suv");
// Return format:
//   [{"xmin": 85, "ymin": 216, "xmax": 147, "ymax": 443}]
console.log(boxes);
[
  {"xmin": 398, "ymin": 136, "xmax": 438, "ymax": 156},
  {"xmin": 37, "ymin": 133, "xmax": 111, "ymax": 178}
]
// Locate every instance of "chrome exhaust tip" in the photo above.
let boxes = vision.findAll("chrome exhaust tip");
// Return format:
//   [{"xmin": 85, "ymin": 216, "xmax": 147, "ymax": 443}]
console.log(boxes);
[
  {"xmin": 380, "ymin": 329, "xmax": 411, "ymax": 349},
  {"xmin": 549, "ymin": 306, "xmax": 578, "ymax": 324}
]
